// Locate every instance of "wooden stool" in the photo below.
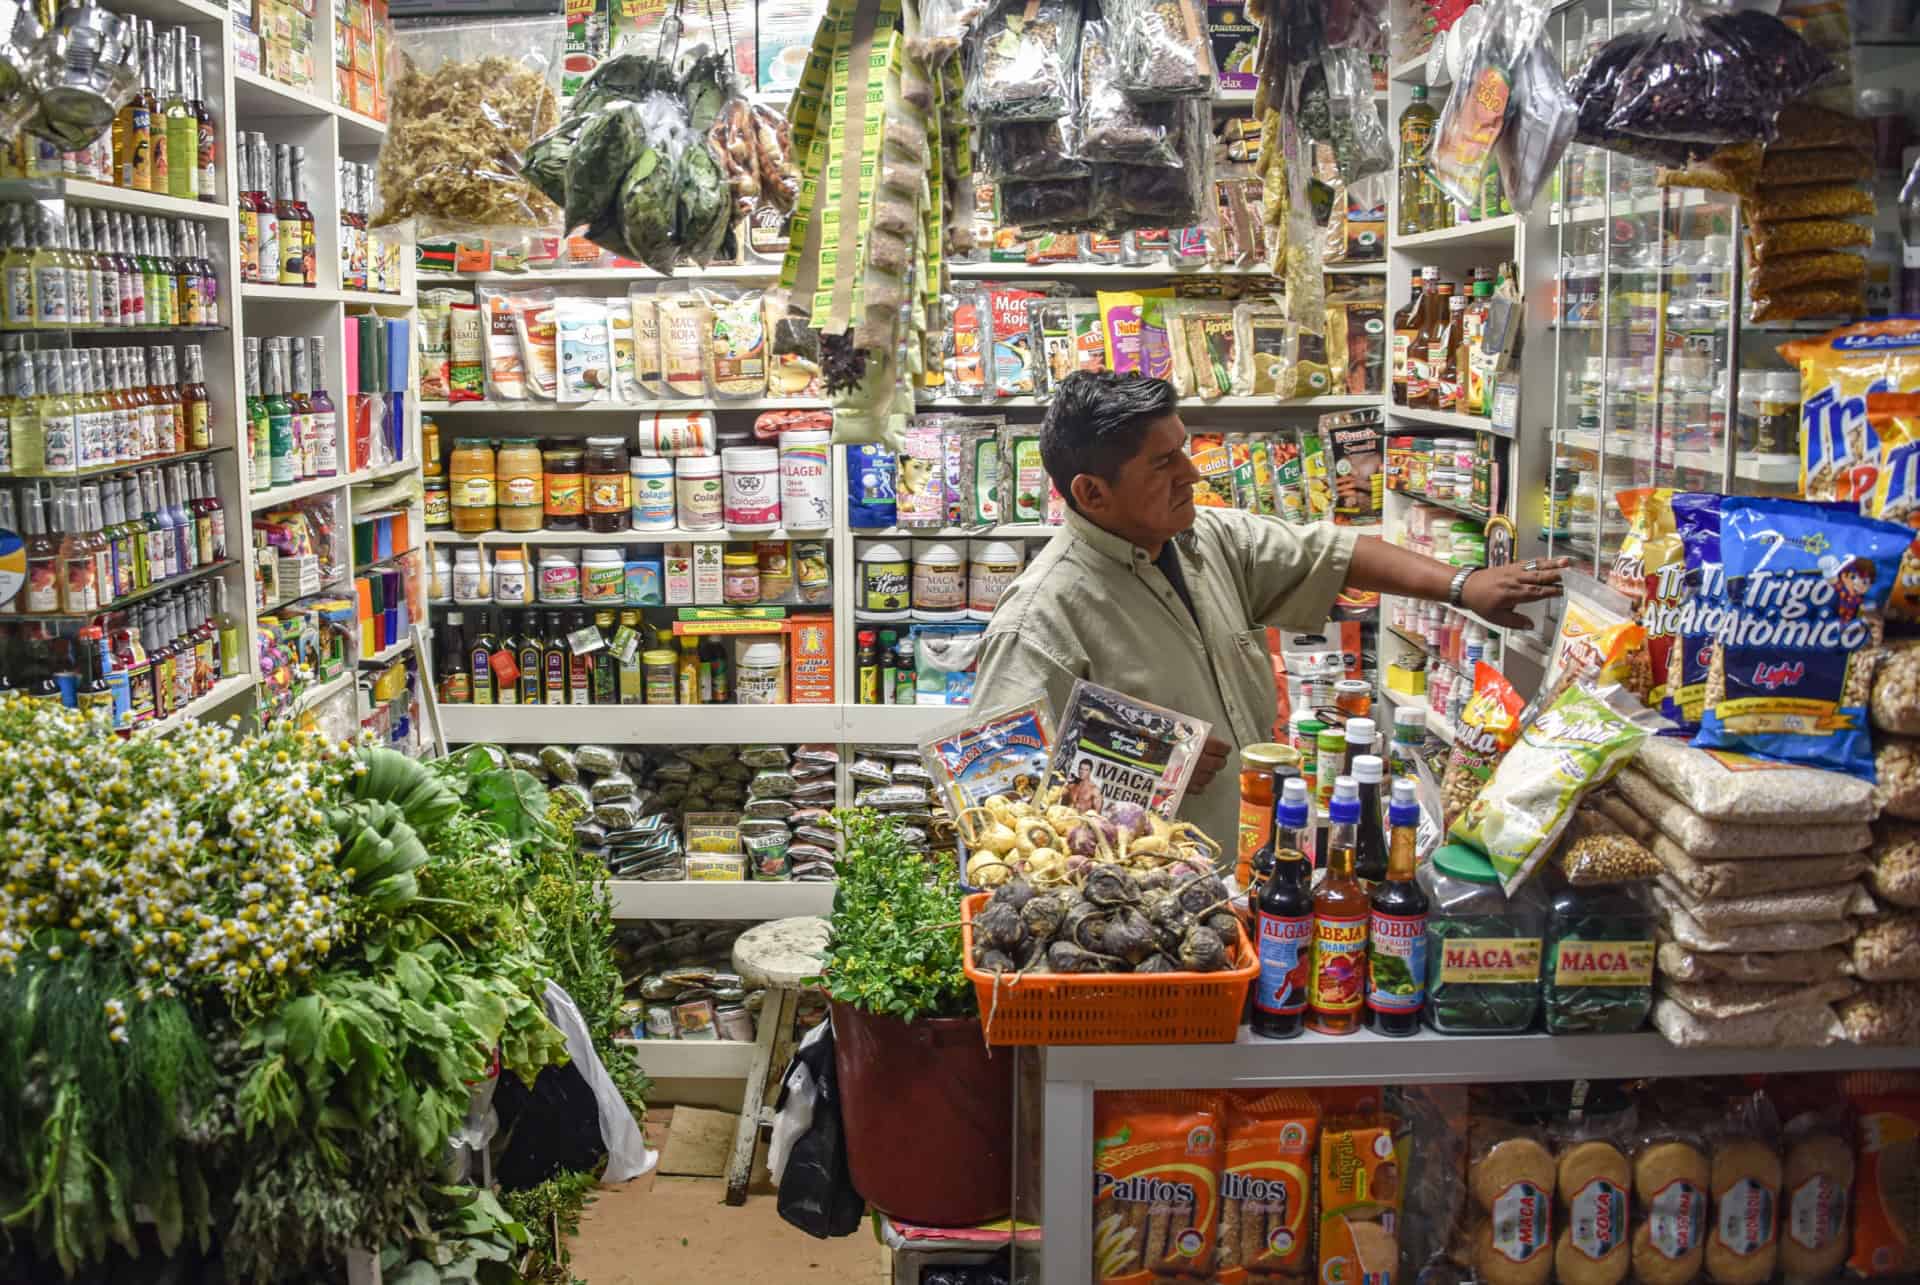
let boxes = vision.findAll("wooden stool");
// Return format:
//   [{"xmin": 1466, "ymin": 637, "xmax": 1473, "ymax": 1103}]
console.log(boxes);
[{"xmin": 727, "ymin": 915, "xmax": 829, "ymax": 1205}]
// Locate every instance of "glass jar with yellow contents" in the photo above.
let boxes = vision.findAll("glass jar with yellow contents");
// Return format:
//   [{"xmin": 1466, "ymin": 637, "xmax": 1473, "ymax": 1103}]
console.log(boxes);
[
  {"xmin": 543, "ymin": 439, "xmax": 585, "ymax": 531},
  {"xmin": 497, "ymin": 437, "xmax": 544, "ymax": 533},
  {"xmin": 449, "ymin": 437, "xmax": 496, "ymax": 534}
]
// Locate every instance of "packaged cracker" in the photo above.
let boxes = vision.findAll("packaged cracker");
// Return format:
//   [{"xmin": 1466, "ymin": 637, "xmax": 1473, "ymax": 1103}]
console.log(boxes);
[
  {"xmin": 1783, "ymin": 317, "xmax": 1920, "ymax": 505},
  {"xmin": 1440, "ymin": 661, "xmax": 1528, "ymax": 831},
  {"xmin": 1092, "ymin": 1091, "xmax": 1226, "ymax": 1284},
  {"xmin": 1318, "ymin": 1112, "xmax": 1405, "ymax": 1285},
  {"xmin": 1664, "ymin": 493, "xmax": 1727, "ymax": 731},
  {"xmin": 1694, "ymin": 497, "xmax": 1910, "ymax": 780},
  {"xmin": 1705, "ymin": 1096, "xmax": 1783, "ymax": 1285},
  {"xmin": 1216, "ymin": 1091, "xmax": 1319, "ymax": 1283},
  {"xmin": 1775, "ymin": 1106, "xmax": 1854, "ymax": 1282},
  {"xmin": 1453, "ymin": 682, "xmax": 1656, "ymax": 896},
  {"xmin": 1552, "ymin": 1132, "xmax": 1632, "ymax": 1285},
  {"xmin": 1465, "ymin": 1125, "xmax": 1556, "ymax": 1285}
]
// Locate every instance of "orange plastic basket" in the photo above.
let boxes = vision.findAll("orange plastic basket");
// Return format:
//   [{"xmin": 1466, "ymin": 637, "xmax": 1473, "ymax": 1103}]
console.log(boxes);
[{"xmin": 959, "ymin": 892, "xmax": 1258, "ymax": 1045}]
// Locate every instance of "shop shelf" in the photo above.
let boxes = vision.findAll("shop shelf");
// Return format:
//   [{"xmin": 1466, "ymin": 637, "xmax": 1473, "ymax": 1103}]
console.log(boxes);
[
  {"xmin": 112, "ymin": 0, "xmax": 227, "ymax": 22},
  {"xmin": 948, "ymin": 262, "xmax": 1281, "ymax": 279},
  {"xmin": 1384, "ymin": 623, "xmax": 1428, "ymax": 653},
  {"xmin": 9, "ymin": 445, "xmax": 227, "ymax": 483},
  {"xmin": 1389, "ymin": 50, "xmax": 1442, "ymax": 83},
  {"xmin": 1737, "ymin": 453, "xmax": 1799, "ymax": 485},
  {"xmin": 439, "ymin": 264, "xmax": 780, "ymax": 285},
  {"xmin": 427, "ymin": 526, "xmax": 831, "ymax": 546},
  {"xmin": 15, "ymin": 557, "xmax": 232, "ymax": 620},
  {"xmin": 417, "ymin": 397, "xmax": 829, "ymax": 413},
  {"xmin": 605, "ymin": 878, "xmax": 837, "ymax": 920},
  {"xmin": 915, "ymin": 394, "xmax": 1381, "ymax": 410},
  {"xmin": 438, "ymin": 703, "xmax": 841, "ymax": 744},
  {"xmin": 150, "ymin": 673, "xmax": 256, "ymax": 734},
  {"xmin": 848, "ymin": 524, "xmax": 1060, "ymax": 540},
  {"xmin": 1042, "ymin": 1027, "xmax": 1920, "ymax": 1090},
  {"xmin": 1389, "ymin": 405, "xmax": 1496, "ymax": 432},
  {"xmin": 271, "ymin": 671, "xmax": 354, "ymax": 722},
  {"xmin": 250, "ymin": 459, "xmax": 414, "ymax": 510},
  {"xmin": 358, "ymin": 636, "xmax": 415, "ymax": 666},
  {"xmin": 233, "ymin": 69, "xmax": 390, "ymax": 145},
  {"xmin": 1393, "ymin": 215, "xmax": 1518, "ymax": 251},
  {"xmin": 839, "ymin": 703, "xmax": 958, "ymax": 743},
  {"xmin": 0, "ymin": 176, "xmax": 229, "ymax": 222},
  {"xmin": 1398, "ymin": 489, "xmax": 1491, "ymax": 525},
  {"xmin": 242, "ymin": 282, "xmax": 416, "ymax": 306},
  {"xmin": 615, "ymin": 1038, "xmax": 757, "ymax": 1078}
]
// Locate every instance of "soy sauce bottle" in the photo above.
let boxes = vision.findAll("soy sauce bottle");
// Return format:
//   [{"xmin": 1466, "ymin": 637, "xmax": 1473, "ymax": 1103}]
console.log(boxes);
[
  {"xmin": 1251, "ymin": 776, "xmax": 1314, "ymax": 1041},
  {"xmin": 1366, "ymin": 777, "xmax": 1430, "ymax": 1037}
]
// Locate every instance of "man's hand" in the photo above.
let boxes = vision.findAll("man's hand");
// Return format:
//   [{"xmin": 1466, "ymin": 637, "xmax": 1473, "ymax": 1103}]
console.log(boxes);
[
  {"xmin": 1188, "ymin": 736, "xmax": 1233, "ymax": 795},
  {"xmin": 1463, "ymin": 557, "xmax": 1572, "ymax": 628}
]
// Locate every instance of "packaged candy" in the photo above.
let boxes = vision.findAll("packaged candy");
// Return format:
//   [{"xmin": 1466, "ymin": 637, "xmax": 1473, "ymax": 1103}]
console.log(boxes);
[{"xmin": 1694, "ymin": 497, "xmax": 1912, "ymax": 780}]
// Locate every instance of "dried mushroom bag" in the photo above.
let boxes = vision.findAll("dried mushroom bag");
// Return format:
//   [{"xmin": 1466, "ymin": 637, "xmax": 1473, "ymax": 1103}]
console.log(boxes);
[
  {"xmin": 1606, "ymin": 5, "xmax": 1834, "ymax": 145},
  {"xmin": 1090, "ymin": 100, "xmax": 1212, "ymax": 229},
  {"xmin": 1453, "ymin": 681, "xmax": 1655, "ymax": 895},
  {"xmin": 1110, "ymin": 0, "xmax": 1216, "ymax": 101},
  {"xmin": 1694, "ymin": 496, "xmax": 1911, "ymax": 781},
  {"xmin": 965, "ymin": 0, "xmax": 1080, "ymax": 124},
  {"xmin": 1075, "ymin": 19, "xmax": 1183, "ymax": 167},
  {"xmin": 373, "ymin": 17, "xmax": 564, "ymax": 237}
]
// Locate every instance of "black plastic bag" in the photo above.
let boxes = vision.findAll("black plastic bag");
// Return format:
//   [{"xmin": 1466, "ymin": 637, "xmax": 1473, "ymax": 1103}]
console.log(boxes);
[
  {"xmin": 1605, "ymin": 3, "xmax": 1833, "ymax": 144},
  {"xmin": 775, "ymin": 1022, "xmax": 865, "ymax": 1239},
  {"xmin": 1567, "ymin": 28, "xmax": 1705, "ymax": 164}
]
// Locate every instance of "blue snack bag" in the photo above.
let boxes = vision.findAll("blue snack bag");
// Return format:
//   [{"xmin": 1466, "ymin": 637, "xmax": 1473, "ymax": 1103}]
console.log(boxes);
[
  {"xmin": 1662, "ymin": 493, "xmax": 1726, "ymax": 732},
  {"xmin": 846, "ymin": 444, "xmax": 897, "ymax": 527},
  {"xmin": 1693, "ymin": 497, "xmax": 1911, "ymax": 779}
]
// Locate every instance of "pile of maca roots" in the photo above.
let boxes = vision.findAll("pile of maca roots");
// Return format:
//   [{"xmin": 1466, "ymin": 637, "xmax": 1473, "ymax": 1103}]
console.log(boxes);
[{"xmin": 970, "ymin": 862, "xmax": 1243, "ymax": 976}]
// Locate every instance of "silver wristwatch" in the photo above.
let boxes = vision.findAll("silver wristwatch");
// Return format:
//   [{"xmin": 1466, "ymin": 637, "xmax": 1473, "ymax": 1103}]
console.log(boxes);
[{"xmin": 1447, "ymin": 566, "xmax": 1475, "ymax": 608}]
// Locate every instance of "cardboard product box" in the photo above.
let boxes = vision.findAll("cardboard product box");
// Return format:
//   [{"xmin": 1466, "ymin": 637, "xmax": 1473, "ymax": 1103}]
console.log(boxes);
[
  {"xmin": 350, "ymin": 27, "xmax": 374, "ymax": 73},
  {"xmin": 756, "ymin": 0, "xmax": 827, "ymax": 92},
  {"xmin": 231, "ymin": 0, "xmax": 253, "ymax": 32},
  {"xmin": 350, "ymin": 72, "xmax": 377, "ymax": 117},
  {"xmin": 334, "ymin": 16, "xmax": 350, "ymax": 67},
  {"xmin": 787, "ymin": 614, "xmax": 833, "ymax": 703},
  {"xmin": 665, "ymin": 543, "xmax": 694, "ymax": 605},
  {"xmin": 693, "ymin": 542, "xmax": 724, "ymax": 606},
  {"xmin": 253, "ymin": 0, "xmax": 286, "ymax": 42},
  {"xmin": 1208, "ymin": 0, "xmax": 1257, "ymax": 91},
  {"xmin": 234, "ymin": 30, "xmax": 261, "ymax": 74}
]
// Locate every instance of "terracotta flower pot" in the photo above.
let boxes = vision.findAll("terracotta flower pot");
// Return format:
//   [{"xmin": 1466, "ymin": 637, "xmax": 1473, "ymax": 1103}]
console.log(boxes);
[{"xmin": 830, "ymin": 1001, "xmax": 1013, "ymax": 1226}]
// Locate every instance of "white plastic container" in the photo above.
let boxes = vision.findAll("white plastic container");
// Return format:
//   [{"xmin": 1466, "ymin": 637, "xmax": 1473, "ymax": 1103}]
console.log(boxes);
[
  {"xmin": 734, "ymin": 636, "xmax": 787, "ymax": 704},
  {"xmin": 452, "ymin": 547, "xmax": 490, "ymax": 603},
  {"xmin": 856, "ymin": 539, "xmax": 911, "ymax": 620},
  {"xmin": 493, "ymin": 548, "xmax": 530, "ymax": 604},
  {"xmin": 675, "ymin": 455, "xmax": 723, "ymax": 531},
  {"xmin": 582, "ymin": 547, "xmax": 625, "ymax": 603},
  {"xmin": 779, "ymin": 429, "xmax": 832, "ymax": 530},
  {"xmin": 912, "ymin": 538, "xmax": 967, "ymax": 618},
  {"xmin": 428, "ymin": 546, "xmax": 452, "ymax": 604},
  {"xmin": 723, "ymin": 445, "xmax": 781, "ymax": 531},
  {"xmin": 538, "ymin": 549, "xmax": 581, "ymax": 604},
  {"xmin": 967, "ymin": 539, "xmax": 1024, "ymax": 620},
  {"xmin": 631, "ymin": 456, "xmax": 677, "ymax": 530}
]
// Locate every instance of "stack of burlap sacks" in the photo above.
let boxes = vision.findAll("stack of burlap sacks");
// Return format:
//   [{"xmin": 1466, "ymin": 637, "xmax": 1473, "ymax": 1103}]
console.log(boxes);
[{"xmin": 1583, "ymin": 733, "xmax": 1920, "ymax": 1048}]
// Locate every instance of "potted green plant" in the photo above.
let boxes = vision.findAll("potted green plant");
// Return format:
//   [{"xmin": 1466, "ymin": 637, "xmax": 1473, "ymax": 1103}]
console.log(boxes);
[{"xmin": 818, "ymin": 810, "xmax": 1012, "ymax": 1227}]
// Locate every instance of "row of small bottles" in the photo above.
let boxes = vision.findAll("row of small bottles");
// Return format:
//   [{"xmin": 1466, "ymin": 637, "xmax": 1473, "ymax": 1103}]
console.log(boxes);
[
  {"xmin": 2, "ymin": 205, "xmax": 220, "ymax": 332},
  {"xmin": 438, "ymin": 606, "xmax": 727, "ymax": 706},
  {"xmin": 0, "ymin": 343, "xmax": 209, "ymax": 475},
  {"xmin": 336, "ymin": 161, "xmax": 399, "ymax": 296},
  {"xmin": 0, "ymin": 582, "xmax": 242, "ymax": 727},
  {"xmin": 10, "ymin": 21, "xmax": 218, "ymax": 204},
  {"xmin": 243, "ymin": 336, "xmax": 338, "ymax": 492},
  {"xmin": 236, "ymin": 135, "xmax": 316, "ymax": 289},
  {"xmin": 7, "ymin": 465, "xmax": 228, "ymax": 617}
]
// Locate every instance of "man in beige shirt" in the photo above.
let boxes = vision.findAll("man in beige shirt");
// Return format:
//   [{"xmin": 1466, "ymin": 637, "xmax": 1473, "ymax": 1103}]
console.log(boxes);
[{"xmin": 973, "ymin": 372, "xmax": 1568, "ymax": 851}]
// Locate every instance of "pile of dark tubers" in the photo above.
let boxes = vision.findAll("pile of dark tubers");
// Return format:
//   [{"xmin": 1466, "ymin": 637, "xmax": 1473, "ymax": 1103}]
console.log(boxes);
[{"xmin": 970, "ymin": 862, "xmax": 1243, "ymax": 976}]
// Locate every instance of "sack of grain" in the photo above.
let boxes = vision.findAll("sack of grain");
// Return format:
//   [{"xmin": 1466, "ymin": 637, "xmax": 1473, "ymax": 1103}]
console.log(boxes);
[
  {"xmin": 1634, "ymin": 736, "xmax": 1876, "ymax": 823},
  {"xmin": 1872, "ymin": 642, "xmax": 1920, "ymax": 735},
  {"xmin": 1875, "ymin": 736, "xmax": 1920, "ymax": 820},
  {"xmin": 1653, "ymin": 875, "xmax": 1875, "ymax": 929},
  {"xmin": 1870, "ymin": 820, "xmax": 1920, "ymax": 908},
  {"xmin": 1852, "ymin": 912, "xmax": 1920, "ymax": 982},
  {"xmin": 1652, "ymin": 885, "xmax": 1857, "ymax": 953},
  {"xmin": 1617, "ymin": 768, "xmax": 1873, "ymax": 859},
  {"xmin": 1652, "ymin": 996, "xmax": 1843, "ymax": 1048},
  {"xmin": 1836, "ymin": 981, "xmax": 1920, "ymax": 1044},
  {"xmin": 1656, "ymin": 942, "xmax": 1854, "ymax": 985},
  {"xmin": 1657, "ymin": 976, "xmax": 1859, "ymax": 1021},
  {"xmin": 1648, "ymin": 832, "xmax": 1871, "ymax": 900}
]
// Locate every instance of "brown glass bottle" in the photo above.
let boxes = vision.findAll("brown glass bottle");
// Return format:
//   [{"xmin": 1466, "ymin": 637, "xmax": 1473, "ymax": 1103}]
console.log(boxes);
[
  {"xmin": 1391, "ymin": 271, "xmax": 1425, "ymax": 407},
  {"xmin": 1308, "ymin": 776, "xmax": 1369, "ymax": 1036}
]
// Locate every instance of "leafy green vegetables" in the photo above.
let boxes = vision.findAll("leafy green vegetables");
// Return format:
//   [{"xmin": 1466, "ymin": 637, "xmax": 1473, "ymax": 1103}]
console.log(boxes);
[{"xmin": 817, "ymin": 810, "xmax": 973, "ymax": 1023}]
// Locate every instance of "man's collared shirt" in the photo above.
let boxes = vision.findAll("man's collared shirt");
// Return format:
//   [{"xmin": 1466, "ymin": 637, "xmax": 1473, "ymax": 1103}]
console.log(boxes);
[{"xmin": 973, "ymin": 505, "xmax": 1356, "ymax": 851}]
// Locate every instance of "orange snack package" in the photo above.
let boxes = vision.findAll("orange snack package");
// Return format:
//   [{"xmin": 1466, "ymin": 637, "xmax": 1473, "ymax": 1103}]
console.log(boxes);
[
  {"xmin": 1783, "ymin": 317, "xmax": 1920, "ymax": 506},
  {"xmin": 1217, "ymin": 1091, "xmax": 1320, "ymax": 1284},
  {"xmin": 1317, "ymin": 1112, "xmax": 1406, "ymax": 1285},
  {"xmin": 1865, "ymin": 391, "xmax": 1920, "ymax": 624},
  {"xmin": 1093, "ymin": 1092, "xmax": 1227, "ymax": 1284},
  {"xmin": 1849, "ymin": 1090, "xmax": 1920, "ymax": 1277}
]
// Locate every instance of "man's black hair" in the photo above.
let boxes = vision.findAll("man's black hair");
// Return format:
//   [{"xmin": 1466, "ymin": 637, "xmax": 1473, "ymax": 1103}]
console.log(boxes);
[{"xmin": 1039, "ymin": 371, "xmax": 1179, "ymax": 511}]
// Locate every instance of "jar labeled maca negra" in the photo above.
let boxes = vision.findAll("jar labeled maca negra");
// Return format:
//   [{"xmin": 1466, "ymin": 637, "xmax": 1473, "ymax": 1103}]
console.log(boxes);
[{"xmin": 858, "ymin": 539, "xmax": 911, "ymax": 619}]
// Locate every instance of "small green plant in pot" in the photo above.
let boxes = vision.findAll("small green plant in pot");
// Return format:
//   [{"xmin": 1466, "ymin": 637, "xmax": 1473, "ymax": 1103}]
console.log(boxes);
[{"xmin": 818, "ymin": 810, "xmax": 1012, "ymax": 1227}]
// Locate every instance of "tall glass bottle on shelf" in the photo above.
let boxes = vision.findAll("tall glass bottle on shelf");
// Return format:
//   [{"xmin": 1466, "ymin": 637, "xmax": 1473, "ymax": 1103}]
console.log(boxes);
[
  {"xmin": 113, "ymin": 20, "xmax": 152, "ymax": 192},
  {"xmin": 253, "ymin": 136, "xmax": 279, "ymax": 291},
  {"xmin": 264, "ymin": 339, "xmax": 294, "ymax": 486},
  {"xmin": 238, "ymin": 135, "xmax": 265, "ymax": 284},
  {"xmin": 1352, "ymin": 753, "xmax": 1389, "ymax": 885},
  {"xmin": 244, "ymin": 337, "xmax": 269, "ymax": 490},
  {"xmin": 1367, "ymin": 778, "xmax": 1429, "ymax": 1036},
  {"xmin": 1251, "ymin": 774, "xmax": 1315, "ymax": 1041},
  {"xmin": 163, "ymin": 28, "xmax": 194, "ymax": 201},
  {"xmin": 290, "ymin": 148, "xmax": 316, "ymax": 288},
  {"xmin": 189, "ymin": 35, "xmax": 214, "ymax": 202},
  {"xmin": 288, "ymin": 337, "xmax": 314, "ymax": 477},
  {"xmin": 1397, "ymin": 84, "xmax": 1438, "ymax": 236},
  {"xmin": 275, "ymin": 146, "xmax": 302, "ymax": 288},
  {"xmin": 306, "ymin": 336, "xmax": 337, "ymax": 476},
  {"xmin": 1309, "ymin": 776, "xmax": 1368, "ymax": 1036},
  {"xmin": 3, "ymin": 206, "xmax": 33, "ymax": 328},
  {"xmin": 1391, "ymin": 270, "xmax": 1424, "ymax": 407}
]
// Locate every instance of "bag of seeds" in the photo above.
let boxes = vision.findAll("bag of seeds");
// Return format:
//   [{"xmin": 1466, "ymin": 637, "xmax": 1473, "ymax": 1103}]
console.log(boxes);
[
  {"xmin": 1453, "ymin": 681, "xmax": 1655, "ymax": 895},
  {"xmin": 1440, "ymin": 661, "xmax": 1527, "ymax": 831},
  {"xmin": 1108, "ymin": 0, "xmax": 1215, "ymax": 101}
]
